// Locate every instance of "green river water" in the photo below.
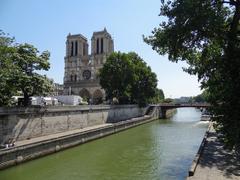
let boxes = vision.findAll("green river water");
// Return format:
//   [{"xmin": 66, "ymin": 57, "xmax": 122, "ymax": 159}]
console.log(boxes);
[{"xmin": 0, "ymin": 108, "xmax": 208, "ymax": 180}]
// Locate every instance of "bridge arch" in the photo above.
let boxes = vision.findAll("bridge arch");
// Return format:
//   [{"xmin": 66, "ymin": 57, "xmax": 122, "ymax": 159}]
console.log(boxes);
[{"xmin": 157, "ymin": 103, "xmax": 210, "ymax": 119}]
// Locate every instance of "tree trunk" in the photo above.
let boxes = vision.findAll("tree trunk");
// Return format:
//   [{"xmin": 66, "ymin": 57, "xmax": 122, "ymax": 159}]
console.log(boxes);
[{"xmin": 23, "ymin": 91, "xmax": 30, "ymax": 106}]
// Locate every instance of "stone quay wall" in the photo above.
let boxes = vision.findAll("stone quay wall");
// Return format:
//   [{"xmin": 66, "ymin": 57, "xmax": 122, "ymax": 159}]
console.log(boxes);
[
  {"xmin": 0, "ymin": 105, "xmax": 147, "ymax": 144},
  {"xmin": 0, "ymin": 106, "xmax": 160, "ymax": 170}
]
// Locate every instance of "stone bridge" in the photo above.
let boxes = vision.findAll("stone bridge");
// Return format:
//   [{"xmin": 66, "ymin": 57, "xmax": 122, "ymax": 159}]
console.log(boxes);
[{"xmin": 149, "ymin": 103, "xmax": 210, "ymax": 119}]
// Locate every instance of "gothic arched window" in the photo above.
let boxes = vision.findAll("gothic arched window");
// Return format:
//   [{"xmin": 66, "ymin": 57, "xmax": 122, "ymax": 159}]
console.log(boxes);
[
  {"xmin": 101, "ymin": 38, "xmax": 103, "ymax": 53},
  {"xmin": 71, "ymin": 41, "xmax": 74, "ymax": 56},
  {"xmin": 83, "ymin": 43, "xmax": 86, "ymax": 56},
  {"xmin": 97, "ymin": 38, "xmax": 99, "ymax": 54},
  {"xmin": 75, "ymin": 41, "xmax": 78, "ymax": 56}
]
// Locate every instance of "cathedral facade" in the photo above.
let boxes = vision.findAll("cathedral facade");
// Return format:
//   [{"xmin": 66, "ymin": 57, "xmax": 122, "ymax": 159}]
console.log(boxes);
[{"xmin": 63, "ymin": 28, "xmax": 114, "ymax": 104}]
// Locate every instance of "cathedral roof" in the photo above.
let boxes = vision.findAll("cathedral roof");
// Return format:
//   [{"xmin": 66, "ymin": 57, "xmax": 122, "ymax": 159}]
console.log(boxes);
[
  {"xmin": 67, "ymin": 33, "xmax": 87, "ymax": 41},
  {"xmin": 92, "ymin": 28, "xmax": 112, "ymax": 38}
]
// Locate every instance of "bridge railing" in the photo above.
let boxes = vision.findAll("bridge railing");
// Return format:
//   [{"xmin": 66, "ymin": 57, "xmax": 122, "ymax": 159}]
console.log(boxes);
[{"xmin": 157, "ymin": 103, "xmax": 211, "ymax": 107}]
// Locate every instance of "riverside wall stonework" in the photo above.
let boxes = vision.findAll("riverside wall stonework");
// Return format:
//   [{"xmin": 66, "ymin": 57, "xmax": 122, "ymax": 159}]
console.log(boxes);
[
  {"xmin": 0, "ymin": 105, "xmax": 160, "ymax": 170},
  {"xmin": 0, "ymin": 116, "xmax": 158, "ymax": 170},
  {"xmin": 0, "ymin": 105, "xmax": 146, "ymax": 144}
]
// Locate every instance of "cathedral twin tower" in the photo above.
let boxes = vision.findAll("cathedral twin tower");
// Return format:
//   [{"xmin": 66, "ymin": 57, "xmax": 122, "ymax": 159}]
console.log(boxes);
[{"xmin": 64, "ymin": 28, "xmax": 114, "ymax": 104}]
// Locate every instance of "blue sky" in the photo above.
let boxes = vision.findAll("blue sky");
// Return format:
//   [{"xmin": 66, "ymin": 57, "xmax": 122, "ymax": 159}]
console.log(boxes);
[{"xmin": 0, "ymin": 0, "xmax": 201, "ymax": 98}]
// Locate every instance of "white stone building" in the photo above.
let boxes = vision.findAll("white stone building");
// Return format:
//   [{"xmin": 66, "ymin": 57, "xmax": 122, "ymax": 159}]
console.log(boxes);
[{"xmin": 63, "ymin": 28, "xmax": 114, "ymax": 104}]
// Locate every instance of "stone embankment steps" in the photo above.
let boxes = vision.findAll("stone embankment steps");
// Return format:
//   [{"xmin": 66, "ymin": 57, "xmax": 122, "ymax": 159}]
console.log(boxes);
[{"xmin": 145, "ymin": 106, "xmax": 155, "ymax": 115}]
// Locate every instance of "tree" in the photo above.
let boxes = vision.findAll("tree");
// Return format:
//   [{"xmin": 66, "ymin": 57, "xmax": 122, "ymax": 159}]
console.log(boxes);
[
  {"xmin": 0, "ymin": 31, "xmax": 18, "ymax": 106},
  {"xmin": 144, "ymin": 0, "xmax": 240, "ymax": 149},
  {"xmin": 13, "ymin": 44, "xmax": 53, "ymax": 106},
  {"xmin": 99, "ymin": 52, "xmax": 134, "ymax": 104},
  {"xmin": 0, "ymin": 31, "xmax": 53, "ymax": 106},
  {"xmin": 193, "ymin": 94, "xmax": 205, "ymax": 103},
  {"xmin": 128, "ymin": 52, "xmax": 158, "ymax": 106},
  {"xmin": 99, "ymin": 52, "xmax": 159, "ymax": 106},
  {"xmin": 193, "ymin": 90, "xmax": 209, "ymax": 103},
  {"xmin": 149, "ymin": 88, "xmax": 165, "ymax": 104},
  {"xmin": 163, "ymin": 98, "xmax": 173, "ymax": 104}
]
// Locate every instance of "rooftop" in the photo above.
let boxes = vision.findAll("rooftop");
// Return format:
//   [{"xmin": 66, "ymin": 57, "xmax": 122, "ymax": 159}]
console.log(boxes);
[{"xmin": 67, "ymin": 33, "xmax": 87, "ymax": 41}]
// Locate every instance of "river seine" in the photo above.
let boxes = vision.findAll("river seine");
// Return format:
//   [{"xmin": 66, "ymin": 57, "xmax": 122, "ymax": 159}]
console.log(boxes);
[{"xmin": 0, "ymin": 108, "xmax": 208, "ymax": 180}]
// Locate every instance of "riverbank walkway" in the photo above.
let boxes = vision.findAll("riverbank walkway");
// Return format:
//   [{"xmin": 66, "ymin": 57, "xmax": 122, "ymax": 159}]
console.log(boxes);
[
  {"xmin": 14, "ymin": 124, "xmax": 113, "ymax": 147},
  {"xmin": 187, "ymin": 125, "xmax": 240, "ymax": 180}
]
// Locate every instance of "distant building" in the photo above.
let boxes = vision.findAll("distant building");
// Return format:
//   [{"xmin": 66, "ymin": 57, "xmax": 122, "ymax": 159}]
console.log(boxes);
[
  {"xmin": 53, "ymin": 83, "xmax": 64, "ymax": 96},
  {"xmin": 174, "ymin": 96, "xmax": 192, "ymax": 103},
  {"xmin": 63, "ymin": 28, "xmax": 114, "ymax": 104}
]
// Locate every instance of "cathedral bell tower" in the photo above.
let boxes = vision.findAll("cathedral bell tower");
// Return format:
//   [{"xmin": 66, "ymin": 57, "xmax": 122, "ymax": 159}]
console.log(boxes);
[
  {"xmin": 64, "ymin": 34, "xmax": 89, "ymax": 83},
  {"xmin": 63, "ymin": 28, "xmax": 114, "ymax": 104},
  {"xmin": 91, "ymin": 28, "xmax": 114, "ymax": 67}
]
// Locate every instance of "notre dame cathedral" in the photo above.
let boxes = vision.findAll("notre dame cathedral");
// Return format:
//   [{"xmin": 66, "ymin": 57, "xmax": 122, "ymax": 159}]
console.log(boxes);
[{"xmin": 63, "ymin": 28, "xmax": 114, "ymax": 104}]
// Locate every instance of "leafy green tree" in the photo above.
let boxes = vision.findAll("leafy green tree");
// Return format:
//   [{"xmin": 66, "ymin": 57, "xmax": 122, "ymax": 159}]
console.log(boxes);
[
  {"xmin": 99, "ymin": 52, "xmax": 134, "ymax": 104},
  {"xmin": 99, "ymin": 52, "xmax": 159, "ymax": 106},
  {"xmin": 193, "ymin": 94, "xmax": 205, "ymax": 103},
  {"xmin": 149, "ymin": 88, "xmax": 165, "ymax": 104},
  {"xmin": 193, "ymin": 90, "xmax": 209, "ymax": 103},
  {"xmin": 163, "ymin": 98, "xmax": 173, "ymax": 104},
  {"xmin": 0, "ymin": 31, "xmax": 18, "ymax": 106},
  {"xmin": 156, "ymin": 88, "xmax": 165, "ymax": 101},
  {"xmin": 13, "ymin": 44, "xmax": 53, "ymax": 106},
  {"xmin": 0, "ymin": 31, "xmax": 53, "ymax": 106},
  {"xmin": 144, "ymin": 0, "xmax": 240, "ymax": 149},
  {"xmin": 128, "ymin": 52, "xmax": 158, "ymax": 106}
]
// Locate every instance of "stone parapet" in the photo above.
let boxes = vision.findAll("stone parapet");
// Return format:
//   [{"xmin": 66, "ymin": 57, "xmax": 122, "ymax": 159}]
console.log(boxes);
[{"xmin": 0, "ymin": 105, "xmax": 146, "ymax": 144}]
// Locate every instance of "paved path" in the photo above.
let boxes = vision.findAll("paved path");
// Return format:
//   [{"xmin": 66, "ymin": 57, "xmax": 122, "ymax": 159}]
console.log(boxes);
[
  {"xmin": 14, "ymin": 123, "xmax": 113, "ymax": 147},
  {"xmin": 187, "ymin": 125, "xmax": 240, "ymax": 180}
]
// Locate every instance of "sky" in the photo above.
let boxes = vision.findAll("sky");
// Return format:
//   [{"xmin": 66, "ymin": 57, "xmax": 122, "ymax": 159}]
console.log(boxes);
[{"xmin": 0, "ymin": 0, "xmax": 202, "ymax": 98}]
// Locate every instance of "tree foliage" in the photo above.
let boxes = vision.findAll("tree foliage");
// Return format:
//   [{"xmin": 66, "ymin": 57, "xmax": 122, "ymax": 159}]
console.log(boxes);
[
  {"xmin": 0, "ymin": 31, "xmax": 18, "ymax": 106},
  {"xmin": 163, "ymin": 98, "xmax": 173, "ymax": 104},
  {"xmin": 0, "ymin": 31, "xmax": 53, "ymax": 106},
  {"xmin": 193, "ymin": 90, "xmax": 209, "ymax": 103},
  {"xmin": 99, "ymin": 52, "xmax": 134, "ymax": 104},
  {"xmin": 128, "ymin": 52, "xmax": 159, "ymax": 106},
  {"xmin": 13, "ymin": 44, "xmax": 53, "ymax": 106},
  {"xmin": 144, "ymin": 0, "xmax": 240, "ymax": 149},
  {"xmin": 99, "ymin": 52, "xmax": 160, "ymax": 106},
  {"xmin": 149, "ymin": 88, "xmax": 165, "ymax": 104}
]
